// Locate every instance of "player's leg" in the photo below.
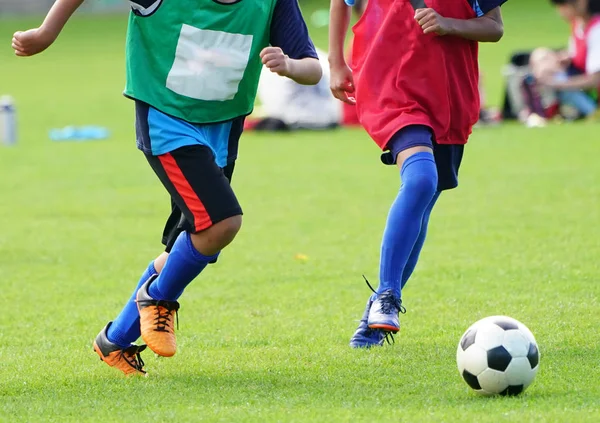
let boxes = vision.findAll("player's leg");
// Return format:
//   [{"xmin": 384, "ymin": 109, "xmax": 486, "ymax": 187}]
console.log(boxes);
[
  {"xmin": 103, "ymin": 199, "xmax": 186, "ymax": 352},
  {"xmin": 103, "ymin": 252, "xmax": 168, "ymax": 348},
  {"xmin": 400, "ymin": 192, "xmax": 440, "ymax": 289},
  {"xmin": 133, "ymin": 113, "xmax": 242, "ymax": 358},
  {"xmin": 368, "ymin": 126, "xmax": 438, "ymax": 332},
  {"xmin": 94, "ymin": 106, "xmax": 242, "ymax": 373},
  {"xmin": 351, "ymin": 170, "xmax": 437, "ymax": 348},
  {"xmin": 97, "ymin": 183, "xmax": 232, "ymax": 367},
  {"xmin": 557, "ymin": 88, "xmax": 598, "ymax": 118},
  {"xmin": 93, "ymin": 220, "xmax": 174, "ymax": 374},
  {"xmin": 136, "ymin": 145, "xmax": 242, "ymax": 357},
  {"xmin": 401, "ymin": 142, "xmax": 463, "ymax": 289},
  {"xmin": 351, "ymin": 140, "xmax": 464, "ymax": 347},
  {"xmin": 93, "ymin": 253, "xmax": 166, "ymax": 376},
  {"xmin": 350, "ymin": 126, "xmax": 437, "ymax": 347},
  {"xmin": 93, "ymin": 249, "xmax": 176, "ymax": 375}
]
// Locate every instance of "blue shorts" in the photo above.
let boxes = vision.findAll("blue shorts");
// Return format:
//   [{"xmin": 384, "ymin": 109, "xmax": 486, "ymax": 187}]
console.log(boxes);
[
  {"xmin": 135, "ymin": 101, "xmax": 243, "ymax": 167},
  {"xmin": 380, "ymin": 125, "xmax": 464, "ymax": 191}
]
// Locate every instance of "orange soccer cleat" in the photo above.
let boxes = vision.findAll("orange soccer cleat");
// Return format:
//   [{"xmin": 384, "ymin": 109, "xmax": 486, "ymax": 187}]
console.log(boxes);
[
  {"xmin": 136, "ymin": 277, "xmax": 180, "ymax": 357},
  {"xmin": 93, "ymin": 323, "xmax": 147, "ymax": 376}
]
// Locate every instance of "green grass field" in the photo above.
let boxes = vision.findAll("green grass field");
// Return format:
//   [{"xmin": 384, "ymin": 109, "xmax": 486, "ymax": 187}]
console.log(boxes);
[{"xmin": 1, "ymin": 1, "xmax": 599, "ymax": 422}]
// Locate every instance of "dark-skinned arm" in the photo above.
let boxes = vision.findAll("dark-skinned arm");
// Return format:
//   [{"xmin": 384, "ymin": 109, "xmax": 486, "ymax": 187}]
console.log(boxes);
[{"xmin": 415, "ymin": 6, "xmax": 504, "ymax": 43}]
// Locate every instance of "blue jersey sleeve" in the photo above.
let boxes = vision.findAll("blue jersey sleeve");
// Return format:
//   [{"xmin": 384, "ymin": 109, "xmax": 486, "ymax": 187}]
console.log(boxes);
[
  {"xmin": 471, "ymin": 0, "xmax": 508, "ymax": 17},
  {"xmin": 270, "ymin": 0, "xmax": 318, "ymax": 60}
]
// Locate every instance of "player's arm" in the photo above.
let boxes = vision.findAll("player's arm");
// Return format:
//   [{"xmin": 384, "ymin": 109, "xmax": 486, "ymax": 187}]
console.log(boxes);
[
  {"xmin": 263, "ymin": 0, "xmax": 322, "ymax": 85},
  {"xmin": 546, "ymin": 72, "xmax": 600, "ymax": 91},
  {"xmin": 328, "ymin": 0, "xmax": 355, "ymax": 104},
  {"xmin": 328, "ymin": 0, "xmax": 351, "ymax": 71},
  {"xmin": 12, "ymin": 0, "xmax": 84, "ymax": 56},
  {"xmin": 557, "ymin": 49, "xmax": 572, "ymax": 67},
  {"xmin": 415, "ymin": 6, "xmax": 504, "ymax": 43},
  {"xmin": 260, "ymin": 48, "xmax": 322, "ymax": 85}
]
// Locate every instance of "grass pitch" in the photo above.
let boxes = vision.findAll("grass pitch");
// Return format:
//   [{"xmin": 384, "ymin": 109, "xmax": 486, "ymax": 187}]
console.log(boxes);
[{"xmin": 1, "ymin": 1, "xmax": 599, "ymax": 422}]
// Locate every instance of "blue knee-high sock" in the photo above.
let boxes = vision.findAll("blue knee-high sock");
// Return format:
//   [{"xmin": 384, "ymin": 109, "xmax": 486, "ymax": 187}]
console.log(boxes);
[
  {"xmin": 107, "ymin": 261, "xmax": 157, "ymax": 348},
  {"xmin": 400, "ymin": 191, "xmax": 440, "ymax": 290},
  {"xmin": 378, "ymin": 152, "xmax": 438, "ymax": 298},
  {"xmin": 148, "ymin": 231, "xmax": 217, "ymax": 301}
]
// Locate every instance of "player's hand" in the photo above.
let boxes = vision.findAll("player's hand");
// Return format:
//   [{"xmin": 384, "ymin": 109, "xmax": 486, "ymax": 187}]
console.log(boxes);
[
  {"xmin": 557, "ymin": 51, "xmax": 572, "ymax": 67},
  {"xmin": 260, "ymin": 47, "xmax": 292, "ymax": 78},
  {"xmin": 330, "ymin": 63, "xmax": 356, "ymax": 105},
  {"xmin": 12, "ymin": 28, "xmax": 57, "ymax": 57},
  {"xmin": 414, "ymin": 8, "xmax": 452, "ymax": 36}
]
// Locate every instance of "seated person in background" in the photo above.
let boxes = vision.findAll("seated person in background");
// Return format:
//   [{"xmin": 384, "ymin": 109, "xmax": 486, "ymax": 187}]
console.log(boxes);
[
  {"xmin": 530, "ymin": 47, "xmax": 597, "ymax": 117},
  {"xmin": 532, "ymin": 0, "xmax": 600, "ymax": 120},
  {"xmin": 251, "ymin": 48, "xmax": 341, "ymax": 131}
]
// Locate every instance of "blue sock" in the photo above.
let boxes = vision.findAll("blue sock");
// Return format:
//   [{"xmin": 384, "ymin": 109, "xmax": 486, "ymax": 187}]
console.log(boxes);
[
  {"xmin": 148, "ymin": 231, "xmax": 217, "ymax": 301},
  {"xmin": 107, "ymin": 261, "xmax": 157, "ymax": 348},
  {"xmin": 401, "ymin": 191, "xmax": 440, "ymax": 289},
  {"xmin": 378, "ymin": 152, "xmax": 438, "ymax": 298}
]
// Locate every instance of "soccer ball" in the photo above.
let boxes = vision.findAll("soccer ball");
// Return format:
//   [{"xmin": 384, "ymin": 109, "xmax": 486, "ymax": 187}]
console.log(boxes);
[{"xmin": 456, "ymin": 316, "xmax": 540, "ymax": 396}]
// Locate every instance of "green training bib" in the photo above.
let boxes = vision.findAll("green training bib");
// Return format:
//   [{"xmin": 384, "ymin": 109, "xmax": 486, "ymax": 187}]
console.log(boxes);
[{"xmin": 125, "ymin": 0, "xmax": 276, "ymax": 123}]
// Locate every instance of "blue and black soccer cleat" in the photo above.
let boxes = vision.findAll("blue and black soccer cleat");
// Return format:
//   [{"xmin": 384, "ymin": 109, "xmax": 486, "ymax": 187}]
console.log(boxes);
[
  {"xmin": 367, "ymin": 289, "xmax": 405, "ymax": 333},
  {"xmin": 349, "ymin": 294, "xmax": 387, "ymax": 348}
]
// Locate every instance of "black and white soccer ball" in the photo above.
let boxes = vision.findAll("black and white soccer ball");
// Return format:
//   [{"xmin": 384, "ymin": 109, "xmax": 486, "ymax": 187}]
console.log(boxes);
[{"xmin": 457, "ymin": 316, "xmax": 540, "ymax": 396}]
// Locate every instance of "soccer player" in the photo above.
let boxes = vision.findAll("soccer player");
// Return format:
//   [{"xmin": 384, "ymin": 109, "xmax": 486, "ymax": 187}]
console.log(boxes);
[
  {"xmin": 13, "ymin": 0, "xmax": 321, "ymax": 375},
  {"xmin": 328, "ymin": 0, "xmax": 507, "ymax": 347}
]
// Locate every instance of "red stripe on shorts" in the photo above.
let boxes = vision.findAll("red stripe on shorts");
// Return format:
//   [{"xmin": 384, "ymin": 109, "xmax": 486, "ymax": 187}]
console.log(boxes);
[{"xmin": 158, "ymin": 153, "xmax": 212, "ymax": 232}]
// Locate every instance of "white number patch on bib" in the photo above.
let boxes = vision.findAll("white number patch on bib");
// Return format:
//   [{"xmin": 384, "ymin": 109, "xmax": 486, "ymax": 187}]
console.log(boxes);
[{"xmin": 166, "ymin": 25, "xmax": 253, "ymax": 101}]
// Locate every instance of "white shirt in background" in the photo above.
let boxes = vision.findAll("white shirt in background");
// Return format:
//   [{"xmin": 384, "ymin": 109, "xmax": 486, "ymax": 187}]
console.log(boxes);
[
  {"xmin": 569, "ymin": 22, "xmax": 600, "ymax": 74},
  {"xmin": 257, "ymin": 48, "xmax": 342, "ymax": 129}
]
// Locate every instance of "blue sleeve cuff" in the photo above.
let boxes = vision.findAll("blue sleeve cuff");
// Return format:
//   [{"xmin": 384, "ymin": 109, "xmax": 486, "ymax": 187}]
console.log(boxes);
[{"xmin": 473, "ymin": 0, "xmax": 508, "ymax": 16}]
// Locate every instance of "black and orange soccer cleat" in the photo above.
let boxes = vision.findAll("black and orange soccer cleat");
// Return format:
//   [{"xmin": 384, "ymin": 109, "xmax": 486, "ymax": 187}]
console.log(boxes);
[
  {"xmin": 93, "ymin": 323, "xmax": 147, "ymax": 376},
  {"xmin": 136, "ymin": 276, "xmax": 180, "ymax": 357}
]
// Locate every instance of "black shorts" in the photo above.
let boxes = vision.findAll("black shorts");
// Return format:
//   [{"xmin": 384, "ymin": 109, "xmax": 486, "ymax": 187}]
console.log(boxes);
[
  {"xmin": 380, "ymin": 125, "xmax": 464, "ymax": 191},
  {"xmin": 135, "ymin": 100, "xmax": 245, "ymax": 252},
  {"xmin": 146, "ymin": 147, "xmax": 243, "ymax": 251}
]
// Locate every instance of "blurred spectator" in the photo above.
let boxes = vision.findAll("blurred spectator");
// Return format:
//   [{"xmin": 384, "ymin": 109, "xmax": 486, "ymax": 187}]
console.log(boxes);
[
  {"xmin": 531, "ymin": 47, "xmax": 597, "ymax": 116},
  {"xmin": 522, "ymin": 0, "xmax": 600, "ymax": 124}
]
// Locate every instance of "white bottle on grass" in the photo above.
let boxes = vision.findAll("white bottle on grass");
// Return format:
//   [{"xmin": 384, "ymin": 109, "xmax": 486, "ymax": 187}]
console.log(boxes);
[{"xmin": 0, "ymin": 96, "xmax": 17, "ymax": 146}]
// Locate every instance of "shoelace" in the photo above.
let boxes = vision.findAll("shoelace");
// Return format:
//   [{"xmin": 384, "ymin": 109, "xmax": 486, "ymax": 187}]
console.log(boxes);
[
  {"xmin": 362, "ymin": 275, "xmax": 406, "ymax": 314},
  {"xmin": 152, "ymin": 300, "xmax": 180, "ymax": 332},
  {"xmin": 362, "ymin": 275, "xmax": 406, "ymax": 345},
  {"xmin": 138, "ymin": 298, "xmax": 180, "ymax": 332},
  {"xmin": 384, "ymin": 332, "xmax": 395, "ymax": 345},
  {"xmin": 378, "ymin": 292, "xmax": 405, "ymax": 315},
  {"xmin": 122, "ymin": 344, "xmax": 147, "ymax": 373}
]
